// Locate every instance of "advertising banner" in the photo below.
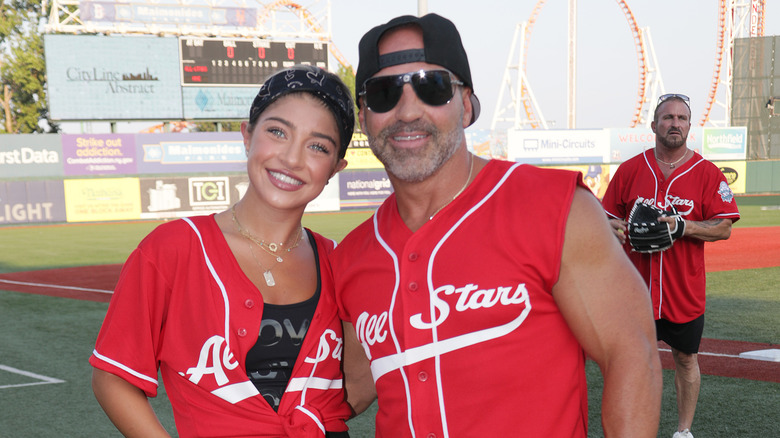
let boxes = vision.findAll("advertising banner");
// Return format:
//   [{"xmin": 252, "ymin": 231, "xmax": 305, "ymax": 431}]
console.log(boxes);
[
  {"xmin": 0, "ymin": 180, "xmax": 67, "ymax": 224},
  {"xmin": 44, "ymin": 34, "xmax": 183, "ymax": 120},
  {"xmin": 182, "ymin": 87, "xmax": 258, "ymax": 120},
  {"xmin": 80, "ymin": 1, "xmax": 257, "ymax": 27},
  {"xmin": 344, "ymin": 147, "xmax": 384, "ymax": 170},
  {"xmin": 0, "ymin": 134, "xmax": 63, "ymax": 178},
  {"xmin": 507, "ymin": 129, "xmax": 609, "ymax": 164},
  {"xmin": 64, "ymin": 178, "xmax": 141, "ymax": 222},
  {"xmin": 339, "ymin": 169, "xmax": 393, "ymax": 209},
  {"xmin": 608, "ymin": 127, "xmax": 707, "ymax": 163},
  {"xmin": 306, "ymin": 173, "xmax": 342, "ymax": 213},
  {"xmin": 61, "ymin": 133, "xmax": 137, "ymax": 175},
  {"xmin": 344, "ymin": 133, "xmax": 383, "ymax": 169},
  {"xmin": 713, "ymin": 161, "xmax": 747, "ymax": 194},
  {"xmin": 544, "ymin": 164, "xmax": 611, "ymax": 199},
  {"xmin": 466, "ymin": 129, "xmax": 494, "ymax": 158},
  {"xmin": 136, "ymin": 132, "xmax": 245, "ymax": 174},
  {"xmin": 607, "ymin": 128, "xmax": 655, "ymax": 163},
  {"xmin": 139, "ymin": 174, "xmax": 248, "ymax": 218},
  {"xmin": 703, "ymin": 127, "xmax": 748, "ymax": 160}
]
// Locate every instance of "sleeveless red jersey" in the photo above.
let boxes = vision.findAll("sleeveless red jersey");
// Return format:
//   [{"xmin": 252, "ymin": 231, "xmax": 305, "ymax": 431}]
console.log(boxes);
[{"xmin": 333, "ymin": 160, "xmax": 589, "ymax": 437}]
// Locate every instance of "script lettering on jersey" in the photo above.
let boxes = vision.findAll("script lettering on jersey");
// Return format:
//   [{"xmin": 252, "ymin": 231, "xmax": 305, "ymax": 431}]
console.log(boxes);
[
  {"xmin": 663, "ymin": 195, "xmax": 694, "ymax": 215},
  {"xmin": 304, "ymin": 329, "xmax": 344, "ymax": 364},
  {"xmin": 638, "ymin": 195, "xmax": 695, "ymax": 216},
  {"xmin": 186, "ymin": 335, "xmax": 239, "ymax": 386},
  {"xmin": 410, "ymin": 283, "xmax": 529, "ymax": 329},
  {"xmin": 355, "ymin": 283, "xmax": 529, "ymax": 346},
  {"xmin": 636, "ymin": 196, "xmax": 656, "ymax": 207}
]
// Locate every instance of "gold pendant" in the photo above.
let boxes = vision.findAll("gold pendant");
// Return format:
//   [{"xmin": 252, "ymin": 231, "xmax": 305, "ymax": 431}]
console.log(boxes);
[
  {"xmin": 267, "ymin": 243, "xmax": 279, "ymax": 252},
  {"xmin": 263, "ymin": 270, "xmax": 276, "ymax": 287}
]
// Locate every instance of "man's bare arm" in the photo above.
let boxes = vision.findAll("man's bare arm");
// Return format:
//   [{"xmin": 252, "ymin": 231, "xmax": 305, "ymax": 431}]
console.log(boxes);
[
  {"xmin": 341, "ymin": 321, "xmax": 377, "ymax": 416},
  {"xmin": 660, "ymin": 216, "xmax": 733, "ymax": 242},
  {"xmin": 554, "ymin": 187, "xmax": 662, "ymax": 437}
]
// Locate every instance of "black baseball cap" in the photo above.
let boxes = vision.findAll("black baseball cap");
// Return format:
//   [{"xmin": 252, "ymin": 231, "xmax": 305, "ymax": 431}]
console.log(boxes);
[{"xmin": 356, "ymin": 13, "xmax": 481, "ymax": 126}]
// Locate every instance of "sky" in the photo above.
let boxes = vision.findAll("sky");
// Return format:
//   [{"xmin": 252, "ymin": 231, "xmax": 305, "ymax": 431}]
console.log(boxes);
[
  {"xmin": 61, "ymin": 0, "xmax": 780, "ymax": 134},
  {"xmin": 328, "ymin": 0, "xmax": 780, "ymax": 131}
]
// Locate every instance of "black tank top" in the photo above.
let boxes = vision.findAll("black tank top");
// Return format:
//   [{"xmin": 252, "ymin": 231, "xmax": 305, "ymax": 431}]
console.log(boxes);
[{"xmin": 245, "ymin": 230, "xmax": 320, "ymax": 411}]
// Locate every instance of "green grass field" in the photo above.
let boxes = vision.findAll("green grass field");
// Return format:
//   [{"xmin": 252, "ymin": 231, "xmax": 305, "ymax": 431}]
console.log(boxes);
[{"xmin": 0, "ymin": 202, "xmax": 778, "ymax": 437}]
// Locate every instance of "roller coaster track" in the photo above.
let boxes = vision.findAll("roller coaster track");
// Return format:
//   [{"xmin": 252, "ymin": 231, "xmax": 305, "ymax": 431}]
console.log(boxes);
[
  {"xmin": 259, "ymin": 0, "xmax": 353, "ymax": 73},
  {"xmin": 521, "ymin": 0, "xmax": 647, "ymax": 128},
  {"xmin": 700, "ymin": 0, "xmax": 729, "ymax": 126}
]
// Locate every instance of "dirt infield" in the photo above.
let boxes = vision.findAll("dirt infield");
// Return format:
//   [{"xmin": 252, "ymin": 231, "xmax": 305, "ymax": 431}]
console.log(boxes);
[
  {"xmin": 1, "ymin": 226, "xmax": 778, "ymax": 382},
  {"xmin": 704, "ymin": 226, "xmax": 780, "ymax": 272},
  {"xmin": 658, "ymin": 339, "xmax": 779, "ymax": 383},
  {"xmin": 0, "ymin": 263, "xmax": 122, "ymax": 303}
]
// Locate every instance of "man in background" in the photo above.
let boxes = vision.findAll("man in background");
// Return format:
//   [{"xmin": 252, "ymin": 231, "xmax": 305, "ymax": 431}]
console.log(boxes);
[{"xmin": 602, "ymin": 93, "xmax": 740, "ymax": 438}]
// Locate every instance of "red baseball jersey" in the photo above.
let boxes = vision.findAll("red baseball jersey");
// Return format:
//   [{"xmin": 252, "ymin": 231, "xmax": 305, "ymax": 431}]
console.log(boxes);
[
  {"xmin": 333, "ymin": 160, "xmax": 590, "ymax": 437},
  {"xmin": 90, "ymin": 215, "xmax": 351, "ymax": 437},
  {"xmin": 601, "ymin": 149, "xmax": 740, "ymax": 323}
]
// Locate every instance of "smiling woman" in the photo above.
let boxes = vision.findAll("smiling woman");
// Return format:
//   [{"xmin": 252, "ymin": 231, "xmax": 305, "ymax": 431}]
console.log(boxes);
[{"xmin": 87, "ymin": 65, "xmax": 357, "ymax": 438}]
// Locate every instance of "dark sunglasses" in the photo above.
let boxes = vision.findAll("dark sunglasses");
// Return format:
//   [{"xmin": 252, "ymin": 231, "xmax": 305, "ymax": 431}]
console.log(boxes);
[
  {"xmin": 658, "ymin": 93, "xmax": 690, "ymax": 106},
  {"xmin": 359, "ymin": 70, "xmax": 464, "ymax": 113}
]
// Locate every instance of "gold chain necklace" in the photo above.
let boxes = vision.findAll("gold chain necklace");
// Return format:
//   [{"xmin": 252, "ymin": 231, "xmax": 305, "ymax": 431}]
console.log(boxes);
[
  {"xmin": 246, "ymin": 242, "xmax": 279, "ymax": 287},
  {"xmin": 231, "ymin": 205, "xmax": 303, "ymax": 263},
  {"xmin": 429, "ymin": 154, "xmax": 475, "ymax": 221},
  {"xmin": 655, "ymin": 149, "xmax": 688, "ymax": 169}
]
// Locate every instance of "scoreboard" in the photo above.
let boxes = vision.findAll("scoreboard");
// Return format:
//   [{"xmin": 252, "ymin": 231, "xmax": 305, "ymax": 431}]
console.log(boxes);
[
  {"xmin": 180, "ymin": 37, "xmax": 328, "ymax": 86},
  {"xmin": 44, "ymin": 34, "xmax": 333, "ymax": 120}
]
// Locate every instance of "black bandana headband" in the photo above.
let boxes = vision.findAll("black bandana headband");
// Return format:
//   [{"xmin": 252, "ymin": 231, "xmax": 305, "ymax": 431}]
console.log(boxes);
[{"xmin": 249, "ymin": 65, "xmax": 355, "ymax": 159}]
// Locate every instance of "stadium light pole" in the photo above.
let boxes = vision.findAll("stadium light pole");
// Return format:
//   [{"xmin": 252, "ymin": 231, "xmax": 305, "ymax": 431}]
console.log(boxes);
[
  {"xmin": 418, "ymin": 0, "xmax": 428, "ymax": 16},
  {"xmin": 567, "ymin": 0, "xmax": 576, "ymax": 129}
]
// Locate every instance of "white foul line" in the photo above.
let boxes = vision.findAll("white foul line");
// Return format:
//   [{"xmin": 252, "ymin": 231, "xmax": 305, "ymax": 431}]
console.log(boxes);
[
  {"xmin": 658, "ymin": 348, "xmax": 742, "ymax": 359},
  {"xmin": 0, "ymin": 364, "xmax": 66, "ymax": 389},
  {"xmin": 0, "ymin": 278, "xmax": 113, "ymax": 294}
]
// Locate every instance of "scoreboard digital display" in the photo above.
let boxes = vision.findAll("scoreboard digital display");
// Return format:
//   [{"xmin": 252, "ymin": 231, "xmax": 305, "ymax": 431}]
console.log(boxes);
[{"xmin": 180, "ymin": 37, "xmax": 328, "ymax": 86}]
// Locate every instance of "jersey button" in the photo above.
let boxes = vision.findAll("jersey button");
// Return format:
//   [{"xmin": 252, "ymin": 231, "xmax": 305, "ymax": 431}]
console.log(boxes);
[
  {"xmin": 244, "ymin": 299, "xmax": 255, "ymax": 309},
  {"xmin": 417, "ymin": 371, "xmax": 428, "ymax": 382},
  {"xmin": 427, "ymin": 433, "xmax": 436, "ymax": 438},
  {"xmin": 408, "ymin": 252, "xmax": 419, "ymax": 261},
  {"xmin": 408, "ymin": 282, "xmax": 419, "ymax": 292},
  {"xmin": 237, "ymin": 328, "xmax": 247, "ymax": 337}
]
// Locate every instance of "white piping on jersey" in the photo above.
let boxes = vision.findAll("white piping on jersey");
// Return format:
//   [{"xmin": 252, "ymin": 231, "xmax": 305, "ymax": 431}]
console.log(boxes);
[
  {"xmin": 371, "ymin": 212, "xmax": 416, "ymax": 438},
  {"xmin": 183, "ymin": 218, "xmax": 261, "ymax": 404},
  {"xmin": 92, "ymin": 349, "xmax": 159, "ymax": 386},
  {"xmin": 183, "ymin": 217, "xmax": 232, "ymax": 346},
  {"xmin": 642, "ymin": 154, "xmax": 706, "ymax": 320},
  {"xmin": 295, "ymin": 405, "xmax": 327, "ymax": 435},
  {"xmin": 372, "ymin": 162, "xmax": 526, "ymax": 438},
  {"xmin": 299, "ymin": 328, "xmax": 343, "ymax": 405},
  {"xmin": 428, "ymin": 161, "xmax": 522, "ymax": 438}
]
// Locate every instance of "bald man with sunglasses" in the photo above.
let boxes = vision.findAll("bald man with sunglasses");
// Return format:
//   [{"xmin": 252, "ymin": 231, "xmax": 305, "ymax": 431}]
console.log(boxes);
[
  {"xmin": 331, "ymin": 13, "xmax": 662, "ymax": 437},
  {"xmin": 602, "ymin": 94, "xmax": 739, "ymax": 438}
]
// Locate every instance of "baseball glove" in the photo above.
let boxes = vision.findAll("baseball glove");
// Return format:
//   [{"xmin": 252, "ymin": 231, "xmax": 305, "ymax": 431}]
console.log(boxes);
[{"xmin": 627, "ymin": 200, "xmax": 686, "ymax": 253}]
